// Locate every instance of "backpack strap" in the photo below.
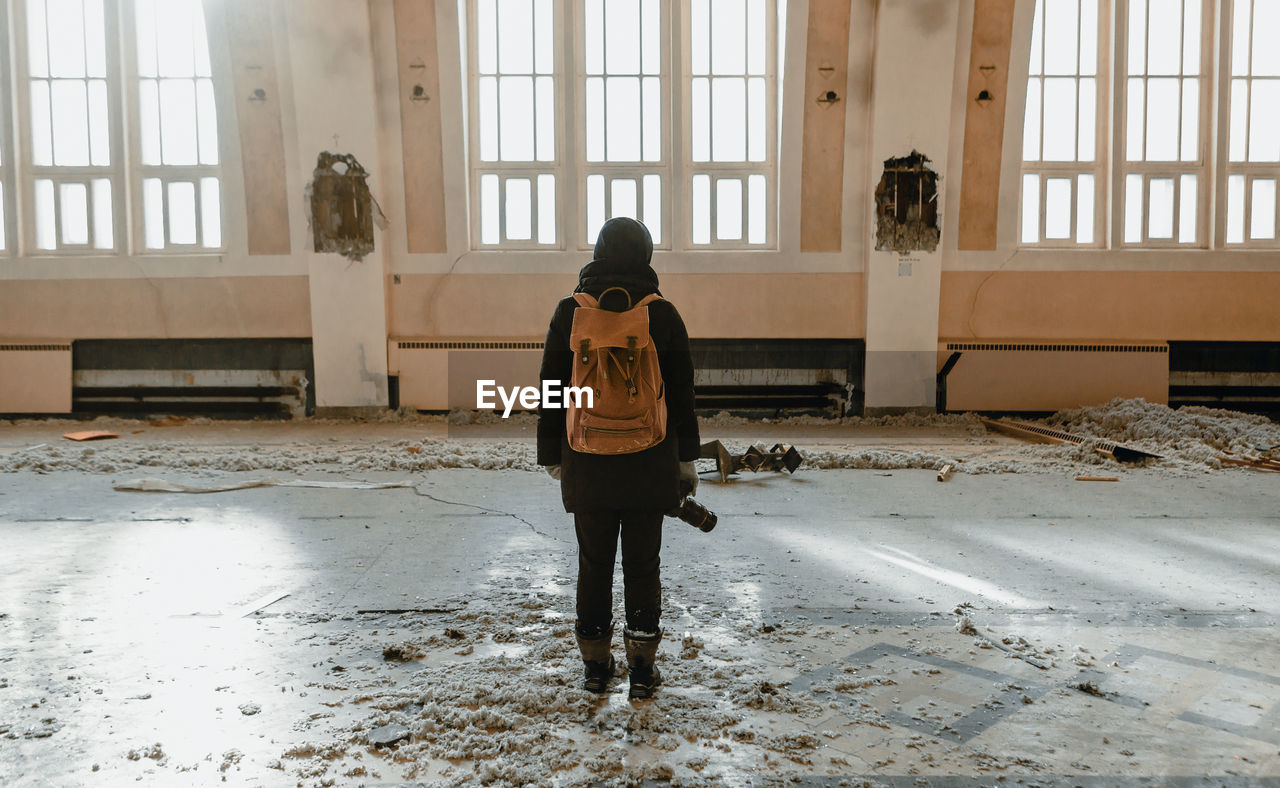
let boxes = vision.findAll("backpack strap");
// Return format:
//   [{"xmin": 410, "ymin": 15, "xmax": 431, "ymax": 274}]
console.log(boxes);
[
  {"xmin": 634, "ymin": 294, "xmax": 663, "ymax": 309},
  {"xmin": 572, "ymin": 292, "xmax": 598, "ymax": 308}
]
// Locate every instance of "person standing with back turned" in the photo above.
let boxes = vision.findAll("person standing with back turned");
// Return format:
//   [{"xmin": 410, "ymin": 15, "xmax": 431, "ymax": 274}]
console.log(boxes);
[{"xmin": 537, "ymin": 217, "xmax": 700, "ymax": 700}]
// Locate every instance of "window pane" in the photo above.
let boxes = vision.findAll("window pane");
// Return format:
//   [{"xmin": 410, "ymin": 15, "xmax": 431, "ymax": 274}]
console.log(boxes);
[
  {"xmin": 1127, "ymin": 0, "xmax": 1146, "ymax": 75},
  {"xmin": 534, "ymin": 0, "xmax": 553, "ymax": 74},
  {"xmin": 1228, "ymin": 79, "xmax": 1248, "ymax": 162},
  {"xmin": 60, "ymin": 182, "xmax": 89, "ymax": 245},
  {"xmin": 1124, "ymin": 173, "xmax": 1143, "ymax": 242},
  {"xmin": 477, "ymin": 0, "xmax": 497, "ymax": 73},
  {"xmin": 505, "ymin": 178, "xmax": 531, "ymax": 240},
  {"xmin": 748, "ymin": 77, "xmax": 766, "ymax": 162},
  {"xmin": 642, "ymin": 77, "xmax": 661, "ymax": 161},
  {"xmin": 643, "ymin": 173, "xmax": 661, "ymax": 243},
  {"xmin": 1226, "ymin": 173, "xmax": 1245, "ymax": 243},
  {"xmin": 1126, "ymin": 79, "xmax": 1144, "ymax": 160},
  {"xmin": 1076, "ymin": 173, "xmax": 1094, "ymax": 243},
  {"xmin": 480, "ymin": 173, "xmax": 499, "ymax": 244},
  {"xmin": 194, "ymin": 2, "xmax": 212, "ymax": 77},
  {"xmin": 1255, "ymin": 0, "xmax": 1280, "ymax": 76},
  {"xmin": 1023, "ymin": 79, "xmax": 1041, "ymax": 161},
  {"xmin": 497, "ymin": 0, "xmax": 533, "ymax": 73},
  {"xmin": 1180, "ymin": 80, "xmax": 1198, "ymax": 161},
  {"xmin": 1181, "ymin": 0, "xmax": 1200, "ymax": 75},
  {"xmin": 201, "ymin": 177, "xmax": 221, "ymax": 248},
  {"xmin": 642, "ymin": 0, "xmax": 660, "ymax": 75},
  {"xmin": 51, "ymin": 80, "xmax": 90, "ymax": 166},
  {"xmin": 537, "ymin": 174, "xmax": 555, "ymax": 244},
  {"xmin": 611, "ymin": 178, "xmax": 637, "ymax": 219},
  {"xmin": 692, "ymin": 78, "xmax": 710, "ymax": 162},
  {"xmin": 35, "ymin": 179, "xmax": 57, "ymax": 250},
  {"xmin": 30, "ymin": 81, "xmax": 54, "ymax": 166},
  {"xmin": 716, "ymin": 178, "xmax": 742, "ymax": 240},
  {"xmin": 586, "ymin": 174, "xmax": 605, "ymax": 244},
  {"xmin": 93, "ymin": 178, "xmax": 113, "ymax": 249},
  {"xmin": 498, "ymin": 77, "xmax": 534, "ymax": 161},
  {"xmin": 748, "ymin": 173, "xmax": 765, "ymax": 244},
  {"xmin": 143, "ymin": 178, "xmax": 165, "ymax": 249},
  {"xmin": 85, "ymin": 0, "xmax": 107, "ymax": 78},
  {"xmin": 1043, "ymin": 0, "xmax": 1078, "ymax": 75},
  {"xmin": 1248, "ymin": 81, "xmax": 1280, "ymax": 162},
  {"xmin": 691, "ymin": 0, "xmax": 709, "ymax": 75},
  {"xmin": 1029, "ymin": 0, "xmax": 1043, "ymax": 75},
  {"xmin": 711, "ymin": 78, "xmax": 746, "ymax": 161},
  {"xmin": 1042, "ymin": 78, "xmax": 1077, "ymax": 160},
  {"xmin": 535, "ymin": 76, "xmax": 554, "ymax": 161},
  {"xmin": 1146, "ymin": 0, "xmax": 1181, "ymax": 75},
  {"xmin": 160, "ymin": 78, "xmax": 198, "ymax": 165},
  {"xmin": 1178, "ymin": 173, "xmax": 1196, "ymax": 243},
  {"xmin": 1251, "ymin": 179, "xmax": 1276, "ymax": 239},
  {"xmin": 1079, "ymin": 0, "xmax": 1098, "ymax": 75},
  {"xmin": 48, "ymin": 0, "xmax": 87, "ymax": 77},
  {"xmin": 1078, "ymin": 78, "xmax": 1096, "ymax": 160},
  {"xmin": 585, "ymin": 0, "xmax": 603, "ymax": 72},
  {"xmin": 478, "ymin": 77, "xmax": 498, "ymax": 161},
  {"xmin": 88, "ymin": 80, "xmax": 110, "ymax": 166},
  {"xmin": 27, "ymin": 0, "xmax": 49, "ymax": 78},
  {"xmin": 692, "ymin": 174, "xmax": 710, "ymax": 243},
  {"xmin": 585, "ymin": 77, "xmax": 604, "ymax": 162},
  {"xmin": 1232, "ymin": 0, "xmax": 1251, "ymax": 77},
  {"xmin": 156, "ymin": 0, "xmax": 196, "ymax": 77},
  {"xmin": 1045, "ymin": 177, "xmax": 1072, "ymax": 238},
  {"xmin": 710, "ymin": 0, "xmax": 746, "ymax": 74},
  {"xmin": 139, "ymin": 80, "xmax": 161, "ymax": 165},
  {"xmin": 1145, "ymin": 78, "xmax": 1179, "ymax": 160},
  {"xmin": 136, "ymin": 0, "xmax": 159, "ymax": 77},
  {"xmin": 605, "ymin": 0, "xmax": 640, "ymax": 74},
  {"xmin": 606, "ymin": 77, "xmax": 641, "ymax": 161},
  {"xmin": 1021, "ymin": 173, "xmax": 1040, "ymax": 243},
  {"xmin": 168, "ymin": 181, "xmax": 197, "ymax": 244},
  {"xmin": 1148, "ymin": 177, "xmax": 1174, "ymax": 238},
  {"xmin": 197, "ymin": 79, "xmax": 218, "ymax": 165}
]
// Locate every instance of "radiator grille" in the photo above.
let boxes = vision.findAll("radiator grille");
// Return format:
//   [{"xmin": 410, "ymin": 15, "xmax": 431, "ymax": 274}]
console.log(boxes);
[
  {"xmin": 0, "ymin": 344, "xmax": 72, "ymax": 352},
  {"xmin": 945, "ymin": 343, "xmax": 1167, "ymax": 353},
  {"xmin": 397, "ymin": 340, "xmax": 544, "ymax": 350}
]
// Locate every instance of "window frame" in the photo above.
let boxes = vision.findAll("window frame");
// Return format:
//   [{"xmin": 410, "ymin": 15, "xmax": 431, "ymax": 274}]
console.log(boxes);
[
  {"xmin": 1214, "ymin": 0, "xmax": 1280, "ymax": 249},
  {"xmin": 1111, "ymin": 0, "xmax": 1214, "ymax": 248},
  {"xmin": 465, "ymin": 0, "xmax": 565, "ymax": 251},
  {"xmin": 1018, "ymin": 0, "xmax": 1111, "ymax": 249}
]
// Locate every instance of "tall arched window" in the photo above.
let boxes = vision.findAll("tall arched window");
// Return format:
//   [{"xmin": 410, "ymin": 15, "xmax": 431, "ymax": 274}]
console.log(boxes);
[{"xmin": 12, "ymin": 0, "xmax": 222, "ymax": 256}]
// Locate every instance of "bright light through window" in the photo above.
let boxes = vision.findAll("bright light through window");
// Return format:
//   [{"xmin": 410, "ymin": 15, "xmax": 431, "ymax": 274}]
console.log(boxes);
[{"xmin": 1225, "ymin": 0, "xmax": 1280, "ymax": 245}]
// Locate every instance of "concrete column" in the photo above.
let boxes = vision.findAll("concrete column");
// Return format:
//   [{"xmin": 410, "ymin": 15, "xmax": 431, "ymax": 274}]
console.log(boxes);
[
  {"xmin": 862, "ymin": 0, "xmax": 961, "ymax": 415},
  {"xmin": 284, "ymin": 0, "xmax": 390, "ymax": 415}
]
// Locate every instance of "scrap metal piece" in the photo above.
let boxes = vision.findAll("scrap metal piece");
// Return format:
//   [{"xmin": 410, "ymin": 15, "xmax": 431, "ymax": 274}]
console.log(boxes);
[
  {"xmin": 980, "ymin": 418, "xmax": 1161, "ymax": 464},
  {"xmin": 699, "ymin": 440, "xmax": 804, "ymax": 482}
]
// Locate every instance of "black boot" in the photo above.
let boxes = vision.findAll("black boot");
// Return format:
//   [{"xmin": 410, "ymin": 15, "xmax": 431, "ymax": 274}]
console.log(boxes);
[
  {"xmin": 575, "ymin": 627, "xmax": 614, "ymax": 693},
  {"xmin": 624, "ymin": 629, "xmax": 662, "ymax": 700}
]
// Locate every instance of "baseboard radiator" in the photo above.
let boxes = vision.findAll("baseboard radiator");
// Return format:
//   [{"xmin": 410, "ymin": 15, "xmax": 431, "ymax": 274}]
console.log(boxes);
[
  {"xmin": 939, "ymin": 341, "xmax": 1169, "ymax": 413},
  {"xmin": 390, "ymin": 339, "xmax": 545, "ymax": 411},
  {"xmin": 0, "ymin": 343, "xmax": 73, "ymax": 414}
]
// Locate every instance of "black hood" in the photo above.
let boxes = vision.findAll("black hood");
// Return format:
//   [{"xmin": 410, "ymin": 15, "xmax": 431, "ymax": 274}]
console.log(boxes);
[{"xmin": 576, "ymin": 217, "xmax": 660, "ymax": 309}]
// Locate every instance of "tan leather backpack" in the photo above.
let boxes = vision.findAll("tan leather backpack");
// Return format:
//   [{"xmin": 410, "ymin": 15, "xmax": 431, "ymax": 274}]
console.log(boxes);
[{"xmin": 566, "ymin": 287, "xmax": 668, "ymax": 454}]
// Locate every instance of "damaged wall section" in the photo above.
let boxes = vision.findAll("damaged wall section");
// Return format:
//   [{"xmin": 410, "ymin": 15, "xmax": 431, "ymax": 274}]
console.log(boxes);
[
  {"xmin": 308, "ymin": 151, "xmax": 384, "ymax": 261},
  {"xmin": 874, "ymin": 150, "xmax": 940, "ymax": 254}
]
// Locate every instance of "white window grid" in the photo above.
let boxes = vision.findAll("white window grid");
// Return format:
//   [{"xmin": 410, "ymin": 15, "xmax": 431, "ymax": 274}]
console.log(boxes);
[
  {"xmin": 8, "ymin": 0, "xmax": 223, "ymax": 256},
  {"xmin": 467, "ymin": 0, "xmax": 561, "ymax": 249},
  {"xmin": 577, "ymin": 0, "xmax": 669, "ymax": 249},
  {"xmin": 16, "ymin": 0, "xmax": 123, "ymax": 254},
  {"xmin": 1218, "ymin": 0, "xmax": 1280, "ymax": 247},
  {"xmin": 1113, "ymin": 0, "xmax": 1211, "ymax": 247},
  {"xmin": 681, "ymin": 0, "xmax": 776, "ymax": 248},
  {"xmin": 1020, "ymin": 0, "xmax": 1107, "ymax": 247},
  {"xmin": 125, "ymin": 0, "xmax": 223, "ymax": 251},
  {"xmin": 0, "ymin": 5, "xmax": 11, "ymax": 252}
]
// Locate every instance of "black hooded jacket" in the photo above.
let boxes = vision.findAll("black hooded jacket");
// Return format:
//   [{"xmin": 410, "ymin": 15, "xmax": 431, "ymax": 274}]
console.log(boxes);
[{"xmin": 537, "ymin": 218, "xmax": 700, "ymax": 512}]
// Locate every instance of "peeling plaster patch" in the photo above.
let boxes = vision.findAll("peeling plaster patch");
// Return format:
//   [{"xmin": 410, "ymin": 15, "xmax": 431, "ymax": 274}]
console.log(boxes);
[
  {"xmin": 307, "ymin": 152, "xmax": 385, "ymax": 261},
  {"xmin": 874, "ymin": 150, "xmax": 940, "ymax": 255}
]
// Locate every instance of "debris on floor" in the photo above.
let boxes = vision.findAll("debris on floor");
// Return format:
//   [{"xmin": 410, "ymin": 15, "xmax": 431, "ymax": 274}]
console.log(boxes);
[
  {"xmin": 61, "ymin": 430, "xmax": 119, "ymax": 442},
  {"xmin": 700, "ymin": 440, "xmax": 804, "ymax": 482}
]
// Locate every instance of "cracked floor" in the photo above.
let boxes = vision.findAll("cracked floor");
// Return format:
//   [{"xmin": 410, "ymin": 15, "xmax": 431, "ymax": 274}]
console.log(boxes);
[{"xmin": 1, "ymin": 445, "xmax": 1279, "ymax": 786}]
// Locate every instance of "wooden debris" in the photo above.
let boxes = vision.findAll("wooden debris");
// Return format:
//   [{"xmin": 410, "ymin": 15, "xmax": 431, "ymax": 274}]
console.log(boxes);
[
  {"xmin": 62, "ymin": 431, "xmax": 119, "ymax": 442},
  {"xmin": 405, "ymin": 446, "xmax": 422, "ymax": 454},
  {"xmin": 981, "ymin": 418, "xmax": 1161, "ymax": 463},
  {"xmin": 1075, "ymin": 475, "xmax": 1119, "ymax": 482},
  {"xmin": 1217, "ymin": 452, "xmax": 1280, "ymax": 472},
  {"xmin": 937, "ymin": 464, "xmax": 953, "ymax": 482}
]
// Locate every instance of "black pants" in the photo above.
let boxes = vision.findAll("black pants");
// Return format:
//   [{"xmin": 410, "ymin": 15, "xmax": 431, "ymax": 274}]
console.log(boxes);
[{"xmin": 573, "ymin": 510, "xmax": 663, "ymax": 637}]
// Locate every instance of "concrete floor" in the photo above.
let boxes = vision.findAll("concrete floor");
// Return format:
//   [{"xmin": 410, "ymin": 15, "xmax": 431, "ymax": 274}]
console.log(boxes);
[{"xmin": 2, "ymin": 450, "xmax": 1279, "ymax": 785}]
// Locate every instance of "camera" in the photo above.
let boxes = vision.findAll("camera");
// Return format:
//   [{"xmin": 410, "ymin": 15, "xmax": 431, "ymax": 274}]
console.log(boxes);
[{"xmin": 667, "ymin": 478, "xmax": 717, "ymax": 532}]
